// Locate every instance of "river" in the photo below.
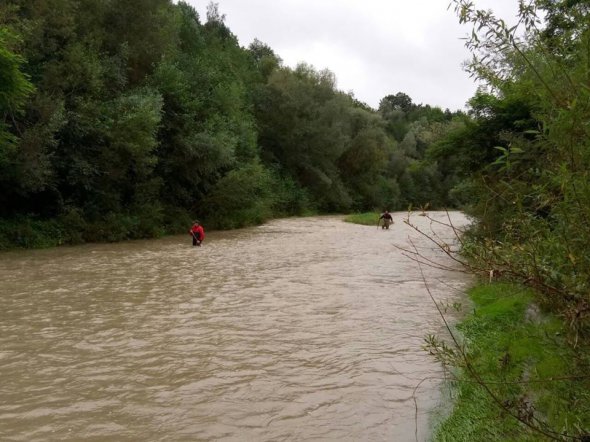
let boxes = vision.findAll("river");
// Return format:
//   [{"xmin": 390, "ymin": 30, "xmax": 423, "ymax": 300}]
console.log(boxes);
[{"xmin": 0, "ymin": 212, "xmax": 470, "ymax": 441}]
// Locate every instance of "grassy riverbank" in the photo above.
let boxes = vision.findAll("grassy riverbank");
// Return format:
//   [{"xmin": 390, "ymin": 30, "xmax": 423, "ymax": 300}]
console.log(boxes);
[
  {"xmin": 433, "ymin": 283, "xmax": 590, "ymax": 441},
  {"xmin": 343, "ymin": 212, "xmax": 380, "ymax": 226}
]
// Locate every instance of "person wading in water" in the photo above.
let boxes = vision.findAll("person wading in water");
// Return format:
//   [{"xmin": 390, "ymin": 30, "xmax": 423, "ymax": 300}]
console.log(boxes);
[
  {"xmin": 378, "ymin": 210, "xmax": 394, "ymax": 229},
  {"xmin": 189, "ymin": 220, "xmax": 205, "ymax": 246}
]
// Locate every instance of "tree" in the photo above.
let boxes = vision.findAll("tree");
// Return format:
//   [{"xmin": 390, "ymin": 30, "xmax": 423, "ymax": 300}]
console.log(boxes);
[
  {"xmin": 248, "ymin": 38, "xmax": 281, "ymax": 81},
  {"xmin": 378, "ymin": 92, "xmax": 414, "ymax": 114},
  {"xmin": 0, "ymin": 27, "xmax": 35, "ymax": 215},
  {"xmin": 255, "ymin": 64, "xmax": 354, "ymax": 211},
  {"xmin": 0, "ymin": 27, "xmax": 33, "ymax": 143},
  {"xmin": 447, "ymin": 0, "xmax": 590, "ymax": 333}
]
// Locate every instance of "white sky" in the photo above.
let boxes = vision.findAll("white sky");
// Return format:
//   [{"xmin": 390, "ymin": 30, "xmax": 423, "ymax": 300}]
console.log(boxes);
[{"xmin": 186, "ymin": 0, "xmax": 521, "ymax": 111}]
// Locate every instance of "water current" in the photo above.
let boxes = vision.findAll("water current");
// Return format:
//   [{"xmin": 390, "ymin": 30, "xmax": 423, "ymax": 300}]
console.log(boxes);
[{"xmin": 0, "ymin": 212, "xmax": 470, "ymax": 441}]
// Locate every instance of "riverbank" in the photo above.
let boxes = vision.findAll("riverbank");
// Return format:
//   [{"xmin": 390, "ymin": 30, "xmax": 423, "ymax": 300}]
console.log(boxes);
[
  {"xmin": 343, "ymin": 212, "xmax": 380, "ymax": 226},
  {"xmin": 0, "ymin": 210, "xmax": 190, "ymax": 250},
  {"xmin": 0, "ymin": 208, "xmax": 373, "ymax": 251},
  {"xmin": 432, "ymin": 282, "xmax": 590, "ymax": 441},
  {"xmin": 0, "ymin": 209, "xmax": 317, "ymax": 250}
]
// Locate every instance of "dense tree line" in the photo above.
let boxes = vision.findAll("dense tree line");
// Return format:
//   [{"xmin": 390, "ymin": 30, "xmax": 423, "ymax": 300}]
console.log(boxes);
[
  {"xmin": 430, "ymin": 0, "xmax": 590, "ymax": 334},
  {"xmin": 426, "ymin": 2, "xmax": 590, "ymax": 438},
  {"xmin": 0, "ymin": 0, "xmax": 460, "ymax": 248}
]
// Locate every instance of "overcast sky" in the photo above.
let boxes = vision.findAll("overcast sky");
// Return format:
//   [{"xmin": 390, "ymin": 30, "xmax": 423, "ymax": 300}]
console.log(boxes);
[{"xmin": 186, "ymin": 0, "xmax": 520, "ymax": 111}]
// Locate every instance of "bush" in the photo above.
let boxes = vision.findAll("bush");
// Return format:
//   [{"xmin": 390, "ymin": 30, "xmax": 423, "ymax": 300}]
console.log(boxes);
[
  {"xmin": 57, "ymin": 208, "xmax": 87, "ymax": 244},
  {"xmin": 0, "ymin": 217, "xmax": 63, "ymax": 249},
  {"xmin": 202, "ymin": 163, "xmax": 277, "ymax": 229},
  {"xmin": 271, "ymin": 173, "xmax": 315, "ymax": 216}
]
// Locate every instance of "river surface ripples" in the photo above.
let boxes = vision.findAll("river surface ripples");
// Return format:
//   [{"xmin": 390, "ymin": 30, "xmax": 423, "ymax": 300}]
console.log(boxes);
[{"xmin": 0, "ymin": 212, "xmax": 470, "ymax": 441}]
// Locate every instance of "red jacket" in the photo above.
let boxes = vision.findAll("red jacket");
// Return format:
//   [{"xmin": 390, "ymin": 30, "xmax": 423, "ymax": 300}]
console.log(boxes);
[{"xmin": 189, "ymin": 225, "xmax": 205, "ymax": 240}]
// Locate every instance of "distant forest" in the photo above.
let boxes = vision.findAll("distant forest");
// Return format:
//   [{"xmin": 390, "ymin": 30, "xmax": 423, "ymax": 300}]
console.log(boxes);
[{"xmin": 0, "ymin": 0, "xmax": 466, "ymax": 248}]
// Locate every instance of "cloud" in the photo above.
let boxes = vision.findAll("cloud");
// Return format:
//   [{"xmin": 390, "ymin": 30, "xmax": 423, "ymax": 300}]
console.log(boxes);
[{"xmin": 186, "ymin": 0, "xmax": 521, "ymax": 110}]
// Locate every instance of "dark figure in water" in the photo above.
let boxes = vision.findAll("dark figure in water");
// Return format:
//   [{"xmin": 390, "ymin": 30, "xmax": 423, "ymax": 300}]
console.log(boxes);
[{"xmin": 379, "ymin": 210, "xmax": 394, "ymax": 229}]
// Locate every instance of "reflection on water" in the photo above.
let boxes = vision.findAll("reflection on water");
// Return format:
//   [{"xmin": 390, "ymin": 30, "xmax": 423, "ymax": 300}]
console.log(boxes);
[{"xmin": 0, "ymin": 212, "xmax": 470, "ymax": 441}]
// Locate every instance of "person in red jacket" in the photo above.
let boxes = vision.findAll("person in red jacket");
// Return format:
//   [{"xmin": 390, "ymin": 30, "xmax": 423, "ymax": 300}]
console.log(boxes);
[{"xmin": 189, "ymin": 220, "xmax": 205, "ymax": 246}]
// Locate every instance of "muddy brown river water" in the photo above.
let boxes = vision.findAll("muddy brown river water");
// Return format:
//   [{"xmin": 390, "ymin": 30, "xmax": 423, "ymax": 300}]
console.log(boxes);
[{"xmin": 0, "ymin": 212, "xmax": 470, "ymax": 441}]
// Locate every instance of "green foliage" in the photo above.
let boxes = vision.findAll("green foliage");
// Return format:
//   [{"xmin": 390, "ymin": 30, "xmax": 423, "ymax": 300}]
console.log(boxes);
[
  {"xmin": 431, "ymin": 0, "xmax": 590, "ymax": 332},
  {"xmin": 343, "ymin": 212, "xmax": 381, "ymax": 226},
  {"xmin": 254, "ymin": 66, "xmax": 446, "ymax": 213},
  {"xmin": 0, "ymin": 27, "xmax": 34, "ymax": 192},
  {"xmin": 255, "ymin": 65, "xmax": 354, "ymax": 211},
  {"xmin": 338, "ymin": 115, "xmax": 396, "ymax": 210},
  {"xmin": 0, "ymin": 28, "xmax": 33, "ymax": 113},
  {"xmin": 0, "ymin": 203, "xmax": 170, "ymax": 250},
  {"xmin": 202, "ymin": 162, "xmax": 276, "ymax": 229},
  {"xmin": 433, "ymin": 283, "xmax": 590, "ymax": 441},
  {"xmin": 56, "ymin": 207, "xmax": 86, "ymax": 244},
  {"xmin": 270, "ymin": 172, "xmax": 315, "ymax": 216},
  {"xmin": 0, "ymin": 0, "xmax": 462, "ymax": 249},
  {"xmin": 0, "ymin": 216, "xmax": 63, "ymax": 249},
  {"xmin": 248, "ymin": 38, "xmax": 282, "ymax": 81},
  {"xmin": 430, "ymin": 5, "xmax": 590, "ymax": 436}
]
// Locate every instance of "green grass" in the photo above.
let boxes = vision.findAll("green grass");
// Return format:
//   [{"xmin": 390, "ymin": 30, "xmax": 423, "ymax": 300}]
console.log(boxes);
[
  {"xmin": 433, "ymin": 283, "xmax": 590, "ymax": 441},
  {"xmin": 343, "ymin": 212, "xmax": 381, "ymax": 226}
]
